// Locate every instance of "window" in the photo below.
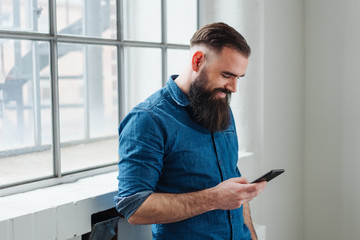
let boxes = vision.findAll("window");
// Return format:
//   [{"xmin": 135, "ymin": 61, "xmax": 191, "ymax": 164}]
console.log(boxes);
[{"xmin": 0, "ymin": 0, "xmax": 198, "ymax": 192}]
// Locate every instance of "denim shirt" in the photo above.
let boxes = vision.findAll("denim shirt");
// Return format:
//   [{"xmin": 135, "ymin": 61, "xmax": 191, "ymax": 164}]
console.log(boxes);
[{"xmin": 114, "ymin": 75, "xmax": 251, "ymax": 240}]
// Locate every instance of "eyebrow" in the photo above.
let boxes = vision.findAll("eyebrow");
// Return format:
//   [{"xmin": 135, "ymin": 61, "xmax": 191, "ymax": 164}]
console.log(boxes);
[{"xmin": 221, "ymin": 71, "xmax": 246, "ymax": 78}]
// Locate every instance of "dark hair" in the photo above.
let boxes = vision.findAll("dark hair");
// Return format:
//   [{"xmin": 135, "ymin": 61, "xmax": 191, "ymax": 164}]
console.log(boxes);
[{"xmin": 190, "ymin": 22, "xmax": 251, "ymax": 57}]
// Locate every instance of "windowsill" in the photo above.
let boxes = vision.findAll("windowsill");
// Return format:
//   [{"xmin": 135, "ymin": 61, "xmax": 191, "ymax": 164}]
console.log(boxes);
[{"xmin": 0, "ymin": 171, "xmax": 118, "ymax": 239}]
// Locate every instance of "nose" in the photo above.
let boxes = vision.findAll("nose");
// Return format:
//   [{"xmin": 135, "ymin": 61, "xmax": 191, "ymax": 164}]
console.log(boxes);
[{"xmin": 226, "ymin": 77, "xmax": 238, "ymax": 93}]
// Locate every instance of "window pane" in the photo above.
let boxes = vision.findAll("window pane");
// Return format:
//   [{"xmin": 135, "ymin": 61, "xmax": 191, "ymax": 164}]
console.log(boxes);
[
  {"xmin": 57, "ymin": 43, "xmax": 118, "ymax": 173},
  {"xmin": 167, "ymin": 0, "xmax": 197, "ymax": 44},
  {"xmin": 167, "ymin": 49, "xmax": 189, "ymax": 77},
  {"xmin": 0, "ymin": 0, "xmax": 49, "ymax": 33},
  {"xmin": 123, "ymin": 0, "xmax": 161, "ymax": 42},
  {"xmin": 124, "ymin": 47, "xmax": 162, "ymax": 113},
  {"xmin": 56, "ymin": 0, "xmax": 117, "ymax": 39},
  {"xmin": 0, "ymin": 39, "xmax": 52, "ymax": 187}
]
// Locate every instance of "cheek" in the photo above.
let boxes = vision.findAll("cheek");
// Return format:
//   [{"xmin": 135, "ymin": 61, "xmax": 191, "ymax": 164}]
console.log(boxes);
[
  {"xmin": 208, "ymin": 78, "xmax": 226, "ymax": 91},
  {"xmin": 205, "ymin": 74, "xmax": 220, "ymax": 88}
]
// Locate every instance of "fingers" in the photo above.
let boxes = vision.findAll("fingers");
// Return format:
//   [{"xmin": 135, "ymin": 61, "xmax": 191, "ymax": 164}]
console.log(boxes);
[
  {"xmin": 249, "ymin": 181, "xmax": 267, "ymax": 196},
  {"xmin": 224, "ymin": 177, "xmax": 267, "ymax": 196},
  {"xmin": 230, "ymin": 178, "xmax": 267, "ymax": 190},
  {"xmin": 251, "ymin": 181, "xmax": 267, "ymax": 191},
  {"xmin": 235, "ymin": 179, "xmax": 267, "ymax": 203}
]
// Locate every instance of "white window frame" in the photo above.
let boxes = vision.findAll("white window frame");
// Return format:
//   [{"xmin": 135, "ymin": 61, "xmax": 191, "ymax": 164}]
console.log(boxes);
[{"xmin": 0, "ymin": 0, "xmax": 199, "ymax": 196}]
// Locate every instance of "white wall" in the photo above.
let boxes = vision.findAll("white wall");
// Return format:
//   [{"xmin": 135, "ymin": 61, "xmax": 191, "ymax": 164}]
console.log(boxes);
[
  {"xmin": 341, "ymin": 2, "xmax": 360, "ymax": 238},
  {"xmin": 305, "ymin": 0, "xmax": 360, "ymax": 239},
  {"xmin": 263, "ymin": 0, "xmax": 304, "ymax": 239},
  {"xmin": 304, "ymin": 1, "xmax": 344, "ymax": 238}
]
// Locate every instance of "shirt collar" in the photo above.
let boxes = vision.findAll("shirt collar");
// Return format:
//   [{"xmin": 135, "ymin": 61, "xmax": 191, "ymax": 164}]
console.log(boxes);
[{"xmin": 166, "ymin": 75, "xmax": 189, "ymax": 107}]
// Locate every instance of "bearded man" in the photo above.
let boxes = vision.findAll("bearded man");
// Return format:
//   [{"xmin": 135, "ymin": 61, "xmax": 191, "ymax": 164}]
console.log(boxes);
[{"xmin": 114, "ymin": 22, "xmax": 266, "ymax": 240}]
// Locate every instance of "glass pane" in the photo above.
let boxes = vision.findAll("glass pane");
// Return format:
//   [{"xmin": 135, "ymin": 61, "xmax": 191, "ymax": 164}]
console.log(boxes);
[
  {"xmin": 0, "ymin": 0, "xmax": 49, "ymax": 33},
  {"xmin": 123, "ymin": 0, "xmax": 161, "ymax": 42},
  {"xmin": 124, "ymin": 47, "xmax": 162, "ymax": 113},
  {"xmin": 58, "ymin": 43, "xmax": 118, "ymax": 173},
  {"xmin": 0, "ymin": 39, "xmax": 52, "ymax": 187},
  {"xmin": 56, "ymin": 0, "xmax": 117, "ymax": 39},
  {"xmin": 167, "ymin": 0, "xmax": 197, "ymax": 44},
  {"xmin": 167, "ymin": 49, "xmax": 189, "ymax": 77}
]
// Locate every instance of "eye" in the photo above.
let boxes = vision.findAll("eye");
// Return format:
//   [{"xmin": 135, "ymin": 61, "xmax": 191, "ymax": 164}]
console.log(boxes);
[{"xmin": 221, "ymin": 73, "xmax": 231, "ymax": 78}]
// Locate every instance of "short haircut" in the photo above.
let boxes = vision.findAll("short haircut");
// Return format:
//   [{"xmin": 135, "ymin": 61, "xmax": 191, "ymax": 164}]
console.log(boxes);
[{"xmin": 190, "ymin": 22, "xmax": 251, "ymax": 57}]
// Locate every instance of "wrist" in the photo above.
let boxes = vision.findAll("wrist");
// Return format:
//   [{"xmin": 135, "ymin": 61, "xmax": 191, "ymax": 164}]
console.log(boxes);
[{"xmin": 204, "ymin": 186, "xmax": 219, "ymax": 211}]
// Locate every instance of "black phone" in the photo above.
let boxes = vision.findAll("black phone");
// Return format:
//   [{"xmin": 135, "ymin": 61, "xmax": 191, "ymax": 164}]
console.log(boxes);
[{"xmin": 250, "ymin": 169, "xmax": 285, "ymax": 183}]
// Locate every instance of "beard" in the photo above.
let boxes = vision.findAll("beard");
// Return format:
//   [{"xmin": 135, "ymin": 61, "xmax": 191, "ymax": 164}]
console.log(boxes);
[{"xmin": 187, "ymin": 67, "xmax": 232, "ymax": 132}]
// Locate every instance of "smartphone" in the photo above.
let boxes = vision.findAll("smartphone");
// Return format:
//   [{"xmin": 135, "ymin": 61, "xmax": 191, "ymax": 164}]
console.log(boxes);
[{"xmin": 250, "ymin": 169, "xmax": 285, "ymax": 183}]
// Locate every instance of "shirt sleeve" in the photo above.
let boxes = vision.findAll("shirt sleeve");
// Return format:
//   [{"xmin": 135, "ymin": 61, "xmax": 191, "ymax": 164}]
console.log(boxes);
[
  {"xmin": 114, "ymin": 190, "xmax": 153, "ymax": 220},
  {"xmin": 114, "ymin": 108, "xmax": 164, "ymax": 219}
]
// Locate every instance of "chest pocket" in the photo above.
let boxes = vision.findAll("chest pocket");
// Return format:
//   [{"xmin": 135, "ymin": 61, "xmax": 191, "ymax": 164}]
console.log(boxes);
[{"xmin": 212, "ymin": 129, "xmax": 239, "ymax": 180}]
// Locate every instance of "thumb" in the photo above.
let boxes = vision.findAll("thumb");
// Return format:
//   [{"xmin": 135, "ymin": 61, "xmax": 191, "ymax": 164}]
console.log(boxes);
[{"xmin": 231, "ymin": 177, "xmax": 249, "ymax": 184}]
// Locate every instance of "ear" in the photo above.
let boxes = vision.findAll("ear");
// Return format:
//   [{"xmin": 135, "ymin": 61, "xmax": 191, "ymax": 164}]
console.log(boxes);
[{"xmin": 191, "ymin": 51, "xmax": 205, "ymax": 72}]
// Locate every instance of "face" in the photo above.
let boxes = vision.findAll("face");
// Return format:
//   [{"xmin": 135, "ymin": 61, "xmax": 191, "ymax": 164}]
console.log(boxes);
[
  {"xmin": 200, "ymin": 46, "xmax": 249, "ymax": 99},
  {"xmin": 187, "ymin": 47, "xmax": 248, "ymax": 132}
]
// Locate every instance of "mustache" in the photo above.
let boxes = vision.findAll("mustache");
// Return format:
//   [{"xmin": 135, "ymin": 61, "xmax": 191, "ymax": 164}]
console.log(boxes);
[{"xmin": 213, "ymin": 88, "xmax": 232, "ymax": 95}]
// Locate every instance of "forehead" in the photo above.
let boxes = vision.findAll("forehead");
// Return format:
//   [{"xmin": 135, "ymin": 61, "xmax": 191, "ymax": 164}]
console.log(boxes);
[{"xmin": 208, "ymin": 47, "xmax": 248, "ymax": 76}]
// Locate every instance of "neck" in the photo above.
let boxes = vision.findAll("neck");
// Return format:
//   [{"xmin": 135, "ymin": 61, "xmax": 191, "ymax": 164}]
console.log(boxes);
[{"xmin": 174, "ymin": 69, "xmax": 193, "ymax": 95}]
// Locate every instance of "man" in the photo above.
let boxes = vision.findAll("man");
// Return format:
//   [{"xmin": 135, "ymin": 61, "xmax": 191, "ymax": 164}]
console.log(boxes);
[{"xmin": 114, "ymin": 22, "xmax": 267, "ymax": 240}]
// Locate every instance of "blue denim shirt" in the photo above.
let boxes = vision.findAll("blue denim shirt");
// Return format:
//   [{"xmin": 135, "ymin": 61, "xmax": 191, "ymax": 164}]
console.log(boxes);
[{"xmin": 114, "ymin": 75, "xmax": 251, "ymax": 240}]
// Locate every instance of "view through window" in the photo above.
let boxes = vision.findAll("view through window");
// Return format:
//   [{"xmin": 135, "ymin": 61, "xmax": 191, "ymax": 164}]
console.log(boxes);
[{"xmin": 0, "ymin": 0, "xmax": 198, "ymax": 191}]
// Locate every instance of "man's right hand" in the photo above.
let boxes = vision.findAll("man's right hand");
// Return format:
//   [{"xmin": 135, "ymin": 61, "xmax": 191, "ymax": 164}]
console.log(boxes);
[{"xmin": 210, "ymin": 177, "xmax": 267, "ymax": 210}]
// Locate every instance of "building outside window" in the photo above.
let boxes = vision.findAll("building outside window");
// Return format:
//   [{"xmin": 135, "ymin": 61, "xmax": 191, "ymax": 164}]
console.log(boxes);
[{"xmin": 0, "ymin": 0, "xmax": 198, "ymax": 193}]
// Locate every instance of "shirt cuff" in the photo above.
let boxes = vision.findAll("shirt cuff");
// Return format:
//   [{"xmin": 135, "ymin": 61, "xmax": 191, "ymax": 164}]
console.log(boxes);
[{"xmin": 114, "ymin": 191, "xmax": 153, "ymax": 220}]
